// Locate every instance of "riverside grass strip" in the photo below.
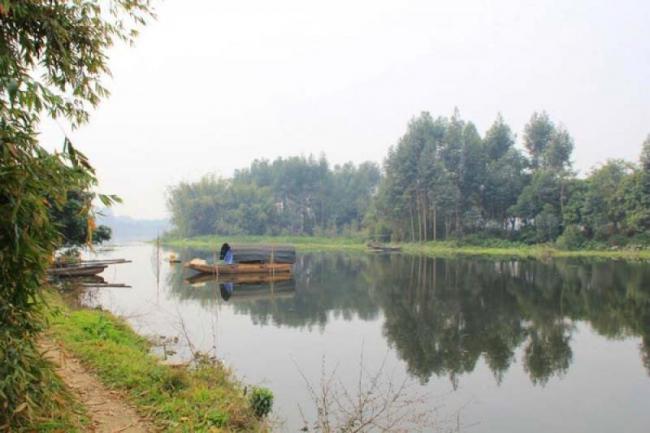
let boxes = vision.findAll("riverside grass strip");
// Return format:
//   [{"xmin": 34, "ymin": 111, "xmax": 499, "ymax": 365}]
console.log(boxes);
[
  {"xmin": 163, "ymin": 235, "xmax": 650, "ymax": 261},
  {"xmin": 44, "ymin": 291, "xmax": 269, "ymax": 433}
]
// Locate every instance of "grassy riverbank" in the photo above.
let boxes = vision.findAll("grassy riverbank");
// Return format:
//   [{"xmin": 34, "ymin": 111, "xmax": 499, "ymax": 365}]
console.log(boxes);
[
  {"xmin": 44, "ymin": 291, "xmax": 270, "ymax": 433},
  {"xmin": 163, "ymin": 235, "xmax": 650, "ymax": 260},
  {"xmin": 401, "ymin": 241, "xmax": 650, "ymax": 260}
]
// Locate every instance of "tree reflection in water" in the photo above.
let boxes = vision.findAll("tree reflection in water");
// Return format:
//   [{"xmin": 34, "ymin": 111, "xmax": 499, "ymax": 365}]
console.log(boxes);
[{"xmin": 168, "ymin": 252, "xmax": 650, "ymax": 386}]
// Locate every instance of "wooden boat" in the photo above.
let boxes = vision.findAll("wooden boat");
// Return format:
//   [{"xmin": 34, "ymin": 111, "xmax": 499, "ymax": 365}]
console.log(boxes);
[{"xmin": 185, "ymin": 258, "xmax": 292, "ymax": 275}]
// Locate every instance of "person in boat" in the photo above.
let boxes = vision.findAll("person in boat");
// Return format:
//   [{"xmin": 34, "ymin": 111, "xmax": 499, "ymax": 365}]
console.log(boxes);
[{"xmin": 220, "ymin": 242, "xmax": 234, "ymax": 264}]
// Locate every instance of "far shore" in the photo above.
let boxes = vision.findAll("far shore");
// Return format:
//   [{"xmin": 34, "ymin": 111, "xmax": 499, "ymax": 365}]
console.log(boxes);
[{"xmin": 161, "ymin": 235, "xmax": 650, "ymax": 261}]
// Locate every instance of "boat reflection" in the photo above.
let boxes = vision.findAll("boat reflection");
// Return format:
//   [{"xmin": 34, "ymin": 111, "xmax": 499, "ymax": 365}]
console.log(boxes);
[{"xmin": 184, "ymin": 273, "xmax": 295, "ymax": 302}]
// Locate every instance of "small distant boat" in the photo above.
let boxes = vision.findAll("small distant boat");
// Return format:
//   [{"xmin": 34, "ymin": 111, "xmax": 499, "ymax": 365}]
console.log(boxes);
[
  {"xmin": 367, "ymin": 242, "xmax": 402, "ymax": 253},
  {"xmin": 185, "ymin": 258, "xmax": 293, "ymax": 275}
]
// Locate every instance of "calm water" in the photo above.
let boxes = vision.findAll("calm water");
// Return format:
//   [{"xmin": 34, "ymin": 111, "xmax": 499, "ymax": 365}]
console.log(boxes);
[{"xmin": 85, "ymin": 243, "xmax": 650, "ymax": 432}]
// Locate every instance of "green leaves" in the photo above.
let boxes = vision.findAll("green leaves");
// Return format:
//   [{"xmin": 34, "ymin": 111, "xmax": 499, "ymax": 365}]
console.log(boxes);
[
  {"xmin": 98, "ymin": 194, "xmax": 122, "ymax": 207},
  {"xmin": 1, "ymin": 1, "xmax": 154, "ymax": 429},
  {"xmin": 6, "ymin": 78, "xmax": 18, "ymax": 104}
]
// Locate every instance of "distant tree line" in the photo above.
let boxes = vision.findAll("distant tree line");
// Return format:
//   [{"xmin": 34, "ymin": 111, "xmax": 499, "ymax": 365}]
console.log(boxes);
[
  {"xmin": 167, "ymin": 156, "xmax": 381, "ymax": 237},
  {"xmin": 167, "ymin": 110, "xmax": 650, "ymax": 247}
]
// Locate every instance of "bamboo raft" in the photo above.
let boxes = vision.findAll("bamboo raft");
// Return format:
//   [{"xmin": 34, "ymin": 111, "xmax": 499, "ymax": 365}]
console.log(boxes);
[
  {"xmin": 48, "ymin": 265, "xmax": 108, "ymax": 277},
  {"xmin": 48, "ymin": 258, "xmax": 131, "ymax": 278}
]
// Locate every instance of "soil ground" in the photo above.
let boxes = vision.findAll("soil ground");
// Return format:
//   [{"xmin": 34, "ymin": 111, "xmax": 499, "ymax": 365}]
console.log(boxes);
[{"xmin": 40, "ymin": 339, "xmax": 153, "ymax": 433}]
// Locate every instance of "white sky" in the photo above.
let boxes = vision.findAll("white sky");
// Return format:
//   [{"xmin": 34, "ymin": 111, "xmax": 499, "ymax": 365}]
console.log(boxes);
[{"xmin": 40, "ymin": 0, "xmax": 650, "ymax": 219}]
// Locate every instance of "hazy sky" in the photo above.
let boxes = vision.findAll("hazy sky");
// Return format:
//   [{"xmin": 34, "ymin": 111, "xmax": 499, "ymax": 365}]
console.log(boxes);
[{"xmin": 41, "ymin": 0, "xmax": 650, "ymax": 219}]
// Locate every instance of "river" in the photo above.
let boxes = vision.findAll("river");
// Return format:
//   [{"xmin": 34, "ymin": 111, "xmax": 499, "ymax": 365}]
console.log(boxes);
[{"xmin": 84, "ymin": 243, "xmax": 650, "ymax": 432}]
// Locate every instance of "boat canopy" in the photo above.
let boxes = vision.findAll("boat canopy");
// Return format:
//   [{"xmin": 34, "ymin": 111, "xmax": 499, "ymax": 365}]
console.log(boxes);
[{"xmin": 219, "ymin": 243, "xmax": 296, "ymax": 264}]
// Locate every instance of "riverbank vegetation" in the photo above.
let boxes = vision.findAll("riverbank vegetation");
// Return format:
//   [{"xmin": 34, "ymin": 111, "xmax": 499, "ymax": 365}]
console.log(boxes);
[
  {"xmin": 163, "ymin": 234, "xmax": 650, "ymax": 260},
  {"xmin": 44, "ymin": 290, "xmax": 270, "ymax": 432},
  {"xmin": 166, "ymin": 111, "xmax": 649, "ymax": 252},
  {"xmin": 0, "ymin": 2, "xmax": 154, "ymax": 430}
]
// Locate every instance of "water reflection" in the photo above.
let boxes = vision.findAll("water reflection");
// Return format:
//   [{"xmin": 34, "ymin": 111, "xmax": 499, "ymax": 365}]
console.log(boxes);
[
  {"xmin": 185, "ymin": 273, "xmax": 295, "ymax": 302},
  {"xmin": 166, "ymin": 252, "xmax": 650, "ymax": 385}
]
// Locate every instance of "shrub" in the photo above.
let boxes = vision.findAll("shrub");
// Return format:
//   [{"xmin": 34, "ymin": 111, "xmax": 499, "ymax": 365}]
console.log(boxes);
[
  {"xmin": 556, "ymin": 225, "xmax": 587, "ymax": 250},
  {"xmin": 249, "ymin": 387, "xmax": 273, "ymax": 418}
]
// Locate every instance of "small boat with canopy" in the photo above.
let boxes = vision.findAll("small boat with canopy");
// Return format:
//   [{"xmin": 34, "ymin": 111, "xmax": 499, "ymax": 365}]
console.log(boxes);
[{"xmin": 184, "ymin": 243, "xmax": 295, "ymax": 276}]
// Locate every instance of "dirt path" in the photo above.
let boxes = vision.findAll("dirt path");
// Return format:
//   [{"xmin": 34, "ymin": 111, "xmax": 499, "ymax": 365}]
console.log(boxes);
[{"xmin": 40, "ymin": 339, "xmax": 153, "ymax": 433}]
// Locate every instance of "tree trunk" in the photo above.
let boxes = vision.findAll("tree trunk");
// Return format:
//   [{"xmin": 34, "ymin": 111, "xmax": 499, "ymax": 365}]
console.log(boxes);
[
  {"xmin": 445, "ymin": 217, "xmax": 450, "ymax": 239},
  {"xmin": 433, "ymin": 206, "xmax": 437, "ymax": 241},
  {"xmin": 560, "ymin": 179, "xmax": 564, "ymax": 221},
  {"xmin": 410, "ymin": 205, "xmax": 416, "ymax": 242},
  {"xmin": 420, "ymin": 194, "xmax": 426, "ymax": 241},
  {"xmin": 417, "ymin": 194, "xmax": 423, "ymax": 242}
]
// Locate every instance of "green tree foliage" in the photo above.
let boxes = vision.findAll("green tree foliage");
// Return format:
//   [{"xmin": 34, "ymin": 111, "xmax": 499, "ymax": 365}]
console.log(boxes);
[
  {"xmin": 583, "ymin": 161, "xmax": 633, "ymax": 238},
  {"xmin": 375, "ymin": 110, "xmax": 530, "ymax": 241},
  {"xmin": 629, "ymin": 135, "xmax": 650, "ymax": 232},
  {"xmin": 523, "ymin": 111, "xmax": 555, "ymax": 169},
  {"xmin": 167, "ymin": 156, "xmax": 380, "ymax": 237},
  {"xmin": 510, "ymin": 113, "xmax": 574, "ymax": 242},
  {"xmin": 0, "ymin": 1, "xmax": 153, "ymax": 429},
  {"xmin": 482, "ymin": 116, "xmax": 528, "ymax": 228},
  {"xmin": 373, "ymin": 110, "xmax": 647, "ymax": 245},
  {"xmin": 49, "ymin": 190, "xmax": 112, "ymax": 247}
]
